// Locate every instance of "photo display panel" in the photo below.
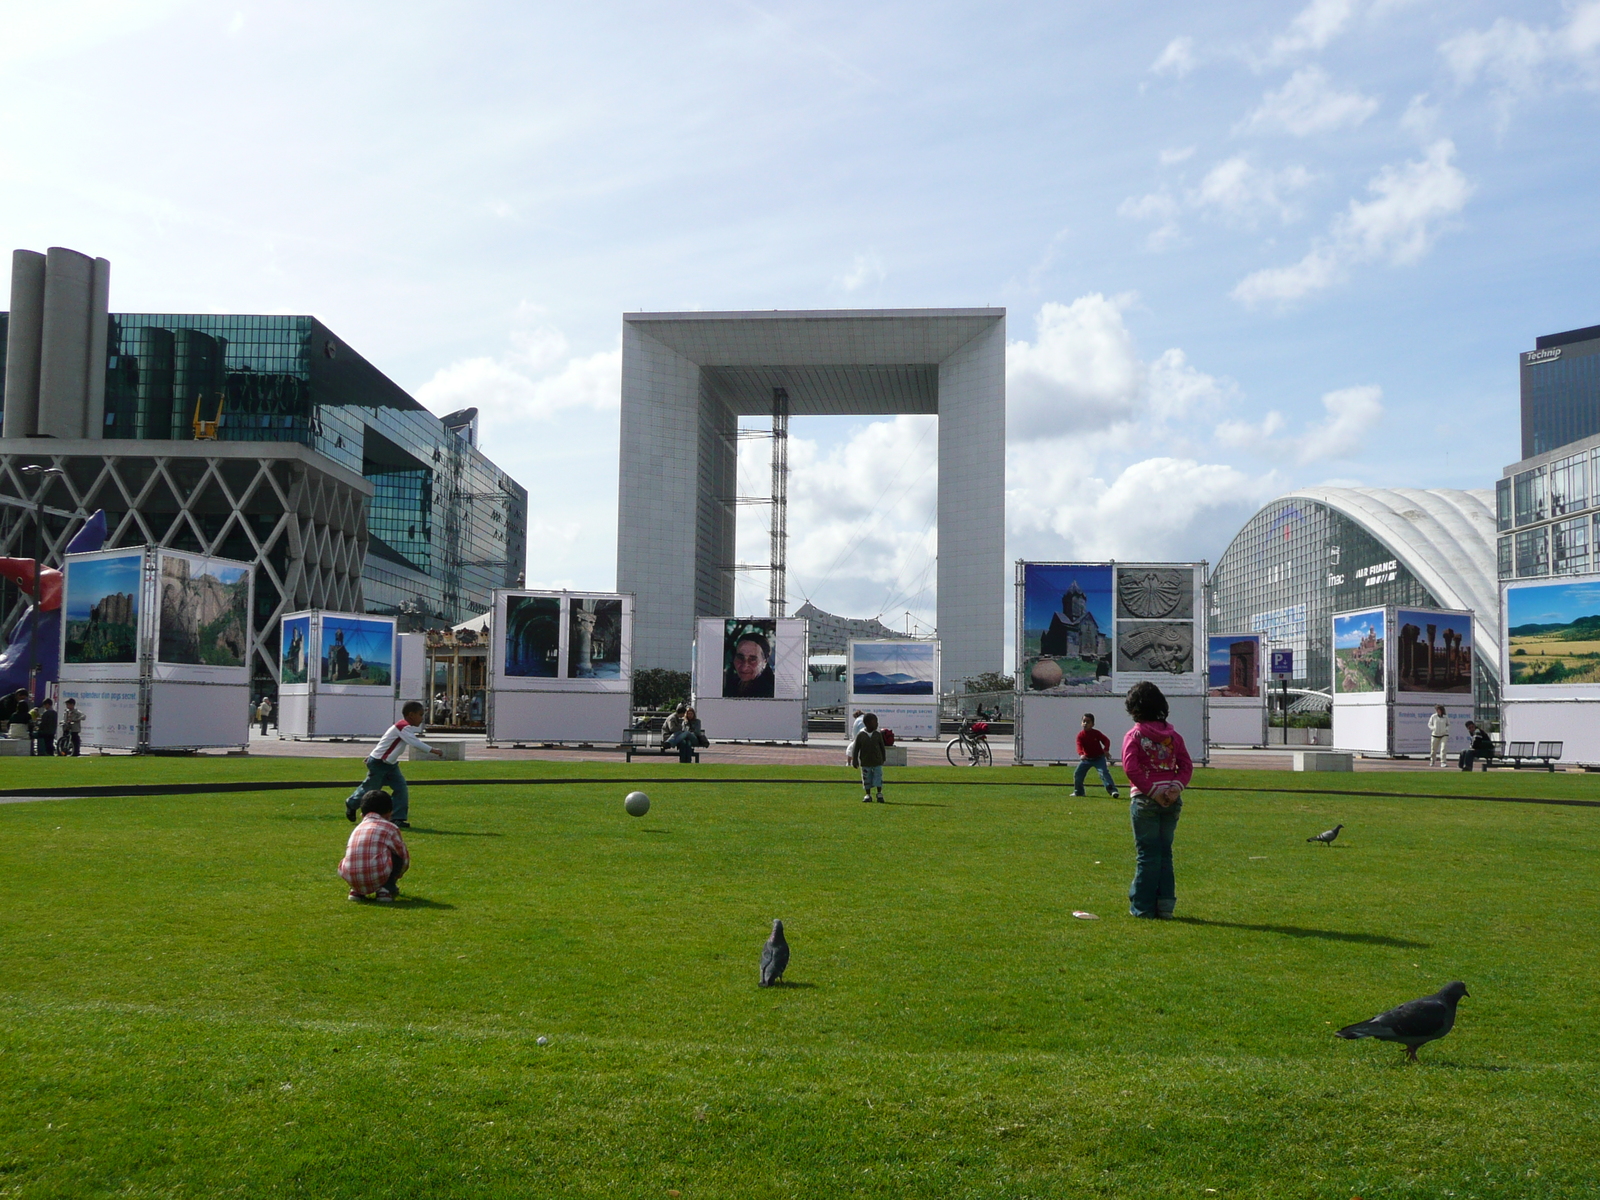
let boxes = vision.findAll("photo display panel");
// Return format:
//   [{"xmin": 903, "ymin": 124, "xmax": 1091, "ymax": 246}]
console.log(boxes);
[
  {"xmin": 1207, "ymin": 633, "xmax": 1262, "ymax": 698},
  {"xmin": 848, "ymin": 639, "xmax": 939, "ymax": 703},
  {"xmin": 491, "ymin": 590, "xmax": 633, "ymax": 692},
  {"xmin": 153, "ymin": 550, "xmax": 253, "ymax": 682},
  {"xmin": 319, "ymin": 614, "xmax": 396, "ymax": 692},
  {"xmin": 60, "ymin": 547, "xmax": 146, "ymax": 678},
  {"xmin": 1113, "ymin": 563, "xmax": 1205, "ymax": 693},
  {"xmin": 1393, "ymin": 606, "xmax": 1473, "ymax": 702},
  {"xmin": 1503, "ymin": 576, "xmax": 1600, "ymax": 698},
  {"xmin": 1018, "ymin": 562, "xmax": 1113, "ymax": 694},
  {"xmin": 1332, "ymin": 607, "xmax": 1387, "ymax": 696},
  {"xmin": 280, "ymin": 613, "xmax": 311, "ymax": 686}
]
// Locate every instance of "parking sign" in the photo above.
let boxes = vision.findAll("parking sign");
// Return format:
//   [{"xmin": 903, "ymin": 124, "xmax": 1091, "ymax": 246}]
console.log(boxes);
[{"xmin": 1270, "ymin": 649, "xmax": 1293, "ymax": 678}]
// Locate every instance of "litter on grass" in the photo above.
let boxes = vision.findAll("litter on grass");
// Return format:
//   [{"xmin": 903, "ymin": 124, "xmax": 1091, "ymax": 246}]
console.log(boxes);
[{"xmin": 1072, "ymin": 911, "xmax": 1100, "ymax": 920}]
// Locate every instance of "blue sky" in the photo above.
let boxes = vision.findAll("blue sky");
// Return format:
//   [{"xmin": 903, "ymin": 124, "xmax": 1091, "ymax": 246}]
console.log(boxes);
[
  {"xmin": 64, "ymin": 553, "xmax": 142, "ymax": 622},
  {"xmin": 1506, "ymin": 580, "xmax": 1600, "ymax": 626},
  {"xmin": 1333, "ymin": 608, "xmax": 1386, "ymax": 647},
  {"xmin": 7, "ymin": 1, "xmax": 1600, "ymax": 647}
]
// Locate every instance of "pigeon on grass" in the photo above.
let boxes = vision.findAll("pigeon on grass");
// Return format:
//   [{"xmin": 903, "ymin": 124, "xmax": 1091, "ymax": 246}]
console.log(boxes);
[
  {"xmin": 1336, "ymin": 981, "xmax": 1469, "ymax": 1062},
  {"xmin": 1307, "ymin": 824, "xmax": 1344, "ymax": 846},
  {"xmin": 759, "ymin": 919, "xmax": 789, "ymax": 987}
]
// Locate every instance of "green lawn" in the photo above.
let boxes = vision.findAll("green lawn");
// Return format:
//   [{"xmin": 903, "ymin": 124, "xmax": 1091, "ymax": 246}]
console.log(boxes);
[{"xmin": 2, "ymin": 759, "xmax": 1598, "ymax": 1197}]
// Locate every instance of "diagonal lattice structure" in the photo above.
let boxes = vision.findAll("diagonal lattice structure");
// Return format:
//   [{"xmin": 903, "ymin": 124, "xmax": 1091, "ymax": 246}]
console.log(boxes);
[{"xmin": 0, "ymin": 438, "xmax": 371, "ymax": 688}]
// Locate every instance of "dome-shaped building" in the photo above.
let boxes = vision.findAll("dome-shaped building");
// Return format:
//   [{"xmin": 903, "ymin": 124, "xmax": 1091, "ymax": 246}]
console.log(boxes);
[{"xmin": 1209, "ymin": 487, "xmax": 1500, "ymax": 716}]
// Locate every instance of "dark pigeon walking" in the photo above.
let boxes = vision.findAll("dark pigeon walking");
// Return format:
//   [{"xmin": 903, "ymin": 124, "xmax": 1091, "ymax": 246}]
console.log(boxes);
[
  {"xmin": 1336, "ymin": 981, "xmax": 1469, "ymax": 1062},
  {"xmin": 759, "ymin": 919, "xmax": 789, "ymax": 987},
  {"xmin": 1307, "ymin": 823, "xmax": 1343, "ymax": 845}
]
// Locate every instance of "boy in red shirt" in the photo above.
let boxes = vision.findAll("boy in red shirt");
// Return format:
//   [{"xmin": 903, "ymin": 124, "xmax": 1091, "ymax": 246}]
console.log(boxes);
[{"xmin": 1072, "ymin": 712, "xmax": 1119, "ymax": 798}]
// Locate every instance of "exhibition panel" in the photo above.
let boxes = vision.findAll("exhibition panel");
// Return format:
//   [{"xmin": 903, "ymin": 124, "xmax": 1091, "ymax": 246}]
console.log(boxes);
[
  {"xmin": 1208, "ymin": 632, "xmax": 1266, "ymax": 746},
  {"xmin": 848, "ymin": 639, "xmax": 940, "ymax": 739},
  {"xmin": 1501, "ymin": 575, "xmax": 1600, "ymax": 761},
  {"xmin": 1014, "ymin": 561, "xmax": 1207, "ymax": 763},
  {"xmin": 275, "ymin": 609, "xmax": 398, "ymax": 739},
  {"xmin": 692, "ymin": 617, "xmax": 809, "ymax": 742},
  {"xmin": 486, "ymin": 590, "xmax": 635, "ymax": 743},
  {"xmin": 1331, "ymin": 603, "xmax": 1476, "ymax": 756}
]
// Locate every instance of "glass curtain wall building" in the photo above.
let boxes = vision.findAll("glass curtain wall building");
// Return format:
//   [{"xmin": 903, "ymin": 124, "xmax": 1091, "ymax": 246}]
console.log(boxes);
[
  {"xmin": 1500, "ymin": 324, "xmax": 1600, "ymax": 586},
  {"xmin": 98, "ymin": 314, "xmax": 527, "ymax": 623},
  {"xmin": 1210, "ymin": 488, "xmax": 1501, "ymax": 718}
]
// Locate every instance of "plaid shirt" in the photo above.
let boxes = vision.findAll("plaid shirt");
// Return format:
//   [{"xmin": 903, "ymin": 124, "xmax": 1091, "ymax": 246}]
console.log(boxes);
[{"xmin": 339, "ymin": 814, "xmax": 409, "ymax": 894}]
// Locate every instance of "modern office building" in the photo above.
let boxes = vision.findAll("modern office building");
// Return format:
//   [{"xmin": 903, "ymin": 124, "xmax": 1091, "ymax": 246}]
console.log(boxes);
[
  {"xmin": 1209, "ymin": 487, "xmax": 1501, "ymax": 716},
  {"xmin": 616, "ymin": 308, "xmax": 1006, "ymax": 687},
  {"xmin": 1497, "ymin": 323, "xmax": 1600, "ymax": 583},
  {"xmin": 2, "ymin": 246, "xmax": 527, "ymax": 695}
]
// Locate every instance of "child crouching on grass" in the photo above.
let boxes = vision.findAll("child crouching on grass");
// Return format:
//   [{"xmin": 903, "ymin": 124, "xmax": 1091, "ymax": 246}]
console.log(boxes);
[
  {"xmin": 1121, "ymin": 681, "xmax": 1192, "ymax": 920},
  {"xmin": 340, "ymin": 790, "xmax": 409, "ymax": 902}
]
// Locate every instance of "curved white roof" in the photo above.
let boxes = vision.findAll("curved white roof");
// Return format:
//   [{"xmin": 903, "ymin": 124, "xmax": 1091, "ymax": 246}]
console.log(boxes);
[{"xmin": 1284, "ymin": 486, "xmax": 1500, "ymax": 678}]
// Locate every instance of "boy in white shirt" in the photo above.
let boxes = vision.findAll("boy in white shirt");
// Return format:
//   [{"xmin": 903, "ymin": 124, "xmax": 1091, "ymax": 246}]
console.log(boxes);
[{"xmin": 344, "ymin": 701, "xmax": 442, "ymax": 828}]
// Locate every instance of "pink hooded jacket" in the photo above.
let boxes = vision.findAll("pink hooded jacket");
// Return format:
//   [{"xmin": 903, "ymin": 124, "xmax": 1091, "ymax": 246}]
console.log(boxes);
[{"xmin": 1120, "ymin": 720, "xmax": 1193, "ymax": 798}]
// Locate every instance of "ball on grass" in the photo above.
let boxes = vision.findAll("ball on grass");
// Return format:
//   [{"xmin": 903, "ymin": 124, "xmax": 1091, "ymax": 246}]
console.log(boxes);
[
  {"xmin": 536, "ymin": 1036, "xmax": 549, "ymax": 1046},
  {"xmin": 624, "ymin": 790, "xmax": 650, "ymax": 817}
]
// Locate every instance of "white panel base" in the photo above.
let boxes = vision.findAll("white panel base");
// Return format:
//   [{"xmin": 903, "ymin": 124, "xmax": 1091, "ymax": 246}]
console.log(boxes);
[
  {"xmin": 277, "ymin": 690, "xmax": 311, "ymax": 738},
  {"xmin": 854, "ymin": 703, "xmax": 939, "ymax": 739},
  {"xmin": 1502, "ymin": 700, "xmax": 1600, "ymax": 764},
  {"xmin": 395, "ymin": 633, "xmax": 428, "ymax": 721},
  {"xmin": 1018, "ymin": 693, "xmax": 1204, "ymax": 765},
  {"xmin": 1209, "ymin": 701, "xmax": 1266, "ymax": 746},
  {"xmin": 56, "ymin": 681, "xmax": 141, "ymax": 749},
  {"xmin": 488, "ymin": 690, "xmax": 634, "ymax": 743},
  {"xmin": 148, "ymin": 681, "xmax": 250, "ymax": 749},
  {"xmin": 1393, "ymin": 704, "xmax": 1473, "ymax": 755},
  {"xmin": 692, "ymin": 698, "xmax": 808, "ymax": 742},
  {"xmin": 1333, "ymin": 702, "xmax": 1389, "ymax": 753},
  {"xmin": 310, "ymin": 692, "xmax": 395, "ymax": 739}
]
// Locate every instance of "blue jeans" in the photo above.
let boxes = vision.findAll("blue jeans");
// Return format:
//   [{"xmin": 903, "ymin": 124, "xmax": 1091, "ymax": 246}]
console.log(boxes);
[
  {"xmin": 347, "ymin": 757, "xmax": 410, "ymax": 822},
  {"xmin": 1073, "ymin": 755, "xmax": 1116, "ymax": 794},
  {"xmin": 1129, "ymin": 795, "xmax": 1181, "ymax": 917},
  {"xmin": 860, "ymin": 765, "xmax": 883, "ymax": 793}
]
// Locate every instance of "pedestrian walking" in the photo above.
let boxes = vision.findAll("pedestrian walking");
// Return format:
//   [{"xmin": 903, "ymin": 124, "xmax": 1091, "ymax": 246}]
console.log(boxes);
[
  {"xmin": 1428, "ymin": 705, "xmax": 1449, "ymax": 767},
  {"xmin": 61, "ymin": 698, "xmax": 83, "ymax": 756},
  {"xmin": 1121, "ymin": 682, "xmax": 1193, "ymax": 920},
  {"xmin": 1072, "ymin": 712, "xmax": 1120, "ymax": 797},
  {"xmin": 256, "ymin": 695, "xmax": 274, "ymax": 736},
  {"xmin": 32, "ymin": 698, "xmax": 58, "ymax": 758}
]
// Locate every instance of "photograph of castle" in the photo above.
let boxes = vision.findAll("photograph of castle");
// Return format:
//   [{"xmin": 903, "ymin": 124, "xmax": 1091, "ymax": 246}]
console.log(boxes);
[
  {"xmin": 319, "ymin": 617, "xmax": 392, "ymax": 687},
  {"xmin": 1333, "ymin": 609, "xmax": 1385, "ymax": 694},
  {"xmin": 1020, "ymin": 563, "xmax": 1113, "ymax": 693},
  {"xmin": 280, "ymin": 615, "xmax": 310, "ymax": 685}
]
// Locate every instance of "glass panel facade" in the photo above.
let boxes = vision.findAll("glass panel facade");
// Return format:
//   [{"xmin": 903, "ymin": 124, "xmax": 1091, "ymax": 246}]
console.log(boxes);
[
  {"xmin": 1523, "ymin": 342, "xmax": 1600, "ymax": 457},
  {"xmin": 1513, "ymin": 467, "xmax": 1546, "ymax": 526},
  {"xmin": 1514, "ymin": 527, "xmax": 1549, "ymax": 577},
  {"xmin": 1497, "ymin": 535, "xmax": 1513, "ymax": 578},
  {"xmin": 100, "ymin": 313, "xmax": 527, "ymax": 623},
  {"xmin": 1552, "ymin": 516, "xmax": 1589, "ymax": 575},
  {"xmin": 1495, "ymin": 476, "xmax": 1512, "ymax": 532},
  {"xmin": 1549, "ymin": 451, "xmax": 1588, "ymax": 517}
]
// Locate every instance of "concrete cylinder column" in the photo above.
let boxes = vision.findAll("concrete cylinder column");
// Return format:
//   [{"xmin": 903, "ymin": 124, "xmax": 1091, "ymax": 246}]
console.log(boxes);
[
  {"xmin": 2, "ymin": 249, "xmax": 47, "ymax": 437},
  {"xmin": 37, "ymin": 246, "xmax": 110, "ymax": 439}
]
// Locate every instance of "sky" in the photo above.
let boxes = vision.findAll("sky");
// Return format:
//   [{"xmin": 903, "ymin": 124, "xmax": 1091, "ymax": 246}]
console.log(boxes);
[
  {"xmin": 1505, "ymin": 579, "xmax": 1600, "ymax": 625},
  {"xmin": 1333, "ymin": 609, "xmax": 1387, "ymax": 647},
  {"xmin": 5, "ymin": 0, "xmax": 1600, "ymax": 649}
]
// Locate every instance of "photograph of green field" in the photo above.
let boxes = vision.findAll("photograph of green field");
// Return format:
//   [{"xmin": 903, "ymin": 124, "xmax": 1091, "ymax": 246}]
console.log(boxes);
[
  {"xmin": 1506, "ymin": 579, "xmax": 1600, "ymax": 685},
  {"xmin": 3, "ymin": 759, "xmax": 1597, "ymax": 1198}
]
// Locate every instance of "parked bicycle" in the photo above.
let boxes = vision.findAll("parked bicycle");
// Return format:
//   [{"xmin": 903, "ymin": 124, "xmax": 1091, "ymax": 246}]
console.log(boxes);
[{"xmin": 946, "ymin": 717, "xmax": 993, "ymax": 766}]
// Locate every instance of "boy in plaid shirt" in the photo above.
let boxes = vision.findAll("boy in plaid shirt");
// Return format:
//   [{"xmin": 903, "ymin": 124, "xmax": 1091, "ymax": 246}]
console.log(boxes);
[{"xmin": 339, "ymin": 790, "xmax": 409, "ymax": 902}]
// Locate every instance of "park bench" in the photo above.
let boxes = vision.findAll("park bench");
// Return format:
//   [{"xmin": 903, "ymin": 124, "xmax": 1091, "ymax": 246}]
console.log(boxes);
[
  {"xmin": 623, "ymin": 718, "xmax": 701, "ymax": 763},
  {"xmin": 1486, "ymin": 739, "xmax": 1563, "ymax": 771}
]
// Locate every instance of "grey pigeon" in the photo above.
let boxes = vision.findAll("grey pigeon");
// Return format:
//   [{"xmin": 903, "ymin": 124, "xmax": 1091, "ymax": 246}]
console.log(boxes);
[
  {"xmin": 759, "ymin": 919, "xmax": 789, "ymax": 987},
  {"xmin": 1336, "ymin": 981, "xmax": 1469, "ymax": 1062},
  {"xmin": 1307, "ymin": 823, "xmax": 1343, "ymax": 845}
]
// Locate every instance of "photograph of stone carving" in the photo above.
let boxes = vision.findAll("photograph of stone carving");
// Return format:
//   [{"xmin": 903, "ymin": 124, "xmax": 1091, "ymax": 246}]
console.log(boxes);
[
  {"xmin": 568, "ymin": 597, "xmax": 623, "ymax": 679},
  {"xmin": 157, "ymin": 553, "xmax": 250, "ymax": 667},
  {"xmin": 505, "ymin": 594, "xmax": 561, "ymax": 677},
  {"xmin": 1020, "ymin": 563, "xmax": 1113, "ymax": 693},
  {"xmin": 1116, "ymin": 622, "xmax": 1194, "ymax": 674},
  {"xmin": 63, "ymin": 551, "xmax": 143, "ymax": 666},
  {"xmin": 1117, "ymin": 566, "xmax": 1193, "ymax": 620}
]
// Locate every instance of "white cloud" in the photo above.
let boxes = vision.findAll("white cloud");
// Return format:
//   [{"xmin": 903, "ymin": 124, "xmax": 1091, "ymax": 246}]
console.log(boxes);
[
  {"xmin": 1265, "ymin": 0, "xmax": 1359, "ymax": 63},
  {"xmin": 1117, "ymin": 191, "xmax": 1181, "ymax": 249},
  {"xmin": 1008, "ymin": 452, "xmax": 1276, "ymax": 562},
  {"xmin": 834, "ymin": 252, "xmax": 886, "ymax": 292},
  {"xmin": 415, "ymin": 323, "xmax": 620, "ymax": 422},
  {"xmin": 1159, "ymin": 146, "xmax": 1196, "ymax": 165},
  {"xmin": 1191, "ymin": 155, "xmax": 1314, "ymax": 225},
  {"xmin": 1400, "ymin": 93, "xmax": 1440, "ymax": 139},
  {"xmin": 1440, "ymin": 3, "xmax": 1600, "ymax": 108},
  {"xmin": 1232, "ymin": 139, "xmax": 1471, "ymax": 304},
  {"xmin": 1242, "ymin": 65, "xmax": 1379, "ymax": 136},
  {"xmin": 1151, "ymin": 36, "xmax": 1196, "ymax": 77},
  {"xmin": 1213, "ymin": 386, "xmax": 1383, "ymax": 463}
]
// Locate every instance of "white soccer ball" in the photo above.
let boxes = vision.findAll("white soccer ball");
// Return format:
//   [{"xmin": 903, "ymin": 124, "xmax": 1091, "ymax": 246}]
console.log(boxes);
[
  {"xmin": 624, "ymin": 790, "xmax": 650, "ymax": 817},
  {"xmin": 536, "ymin": 1036, "xmax": 549, "ymax": 1046}
]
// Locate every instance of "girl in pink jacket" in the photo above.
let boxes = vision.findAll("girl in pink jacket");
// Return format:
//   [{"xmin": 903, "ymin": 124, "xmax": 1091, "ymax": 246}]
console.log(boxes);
[{"xmin": 1120, "ymin": 681, "xmax": 1193, "ymax": 919}]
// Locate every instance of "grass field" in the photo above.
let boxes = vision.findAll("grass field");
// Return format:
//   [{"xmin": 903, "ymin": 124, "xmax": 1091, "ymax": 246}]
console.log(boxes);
[{"xmin": 3, "ymin": 757, "xmax": 1599, "ymax": 1198}]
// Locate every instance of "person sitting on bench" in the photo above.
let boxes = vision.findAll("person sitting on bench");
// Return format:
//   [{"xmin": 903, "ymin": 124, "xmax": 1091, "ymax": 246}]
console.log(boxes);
[{"xmin": 1458, "ymin": 721, "xmax": 1495, "ymax": 771}]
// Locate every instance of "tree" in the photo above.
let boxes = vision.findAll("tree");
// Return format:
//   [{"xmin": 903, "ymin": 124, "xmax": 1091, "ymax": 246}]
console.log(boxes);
[
  {"xmin": 961, "ymin": 671, "xmax": 1015, "ymax": 694},
  {"xmin": 633, "ymin": 667, "xmax": 691, "ymax": 711}
]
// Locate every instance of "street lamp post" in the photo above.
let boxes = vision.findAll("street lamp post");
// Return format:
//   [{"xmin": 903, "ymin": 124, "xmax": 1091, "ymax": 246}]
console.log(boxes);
[{"xmin": 19, "ymin": 465, "xmax": 67, "ymax": 704}]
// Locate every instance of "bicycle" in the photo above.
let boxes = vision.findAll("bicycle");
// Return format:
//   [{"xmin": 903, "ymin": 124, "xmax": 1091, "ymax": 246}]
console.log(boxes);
[{"xmin": 946, "ymin": 717, "xmax": 993, "ymax": 766}]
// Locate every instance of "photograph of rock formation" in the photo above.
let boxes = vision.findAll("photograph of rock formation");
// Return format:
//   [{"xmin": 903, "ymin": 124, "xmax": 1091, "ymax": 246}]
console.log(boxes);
[
  {"xmin": 63, "ymin": 551, "xmax": 143, "ymax": 666},
  {"xmin": 157, "ymin": 554, "xmax": 251, "ymax": 667}
]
